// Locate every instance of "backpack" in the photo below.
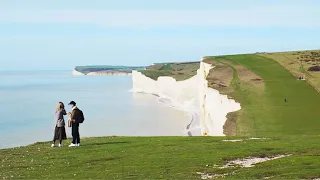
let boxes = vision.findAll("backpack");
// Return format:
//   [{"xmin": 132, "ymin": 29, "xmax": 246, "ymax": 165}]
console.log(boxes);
[{"xmin": 76, "ymin": 109, "xmax": 85, "ymax": 123}]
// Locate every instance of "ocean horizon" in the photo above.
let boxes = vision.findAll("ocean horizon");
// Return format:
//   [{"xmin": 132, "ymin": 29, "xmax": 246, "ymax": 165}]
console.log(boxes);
[{"xmin": 0, "ymin": 70, "xmax": 190, "ymax": 149}]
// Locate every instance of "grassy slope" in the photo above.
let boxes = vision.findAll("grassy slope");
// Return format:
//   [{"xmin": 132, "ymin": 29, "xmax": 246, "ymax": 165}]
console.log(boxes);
[
  {"xmin": 1, "ymin": 136, "xmax": 320, "ymax": 180},
  {"xmin": 2, "ymin": 52, "xmax": 320, "ymax": 180},
  {"xmin": 258, "ymin": 50, "xmax": 320, "ymax": 92},
  {"xmin": 205, "ymin": 59, "xmax": 260, "ymax": 136},
  {"xmin": 140, "ymin": 62, "xmax": 199, "ymax": 81},
  {"xmin": 205, "ymin": 54, "xmax": 320, "ymax": 136}
]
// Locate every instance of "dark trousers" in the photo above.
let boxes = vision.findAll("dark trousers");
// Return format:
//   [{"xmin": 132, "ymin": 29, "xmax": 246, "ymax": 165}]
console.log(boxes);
[{"xmin": 71, "ymin": 123, "xmax": 80, "ymax": 144}]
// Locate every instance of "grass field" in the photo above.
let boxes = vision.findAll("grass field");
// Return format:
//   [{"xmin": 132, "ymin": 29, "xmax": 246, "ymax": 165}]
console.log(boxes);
[
  {"xmin": 204, "ymin": 54, "xmax": 320, "ymax": 136},
  {"xmin": 258, "ymin": 50, "xmax": 320, "ymax": 92},
  {"xmin": 140, "ymin": 62, "xmax": 199, "ymax": 81},
  {"xmin": 1, "ymin": 136, "xmax": 320, "ymax": 180},
  {"xmin": 2, "ymin": 51, "xmax": 320, "ymax": 179}
]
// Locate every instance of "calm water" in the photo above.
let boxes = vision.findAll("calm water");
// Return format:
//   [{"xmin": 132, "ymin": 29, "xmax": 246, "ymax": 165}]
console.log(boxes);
[{"xmin": 0, "ymin": 71, "xmax": 189, "ymax": 149}]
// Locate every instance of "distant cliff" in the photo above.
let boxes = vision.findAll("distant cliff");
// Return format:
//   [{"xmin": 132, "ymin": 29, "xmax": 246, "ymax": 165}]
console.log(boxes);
[
  {"xmin": 72, "ymin": 68, "xmax": 85, "ymax": 75},
  {"xmin": 131, "ymin": 59, "xmax": 241, "ymax": 136},
  {"xmin": 72, "ymin": 65, "xmax": 146, "ymax": 76}
]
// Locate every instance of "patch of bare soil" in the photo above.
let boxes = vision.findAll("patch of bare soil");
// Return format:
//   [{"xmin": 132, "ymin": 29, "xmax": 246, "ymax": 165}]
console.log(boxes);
[
  {"xmin": 206, "ymin": 63, "xmax": 233, "ymax": 90},
  {"xmin": 233, "ymin": 63, "xmax": 265, "ymax": 90},
  {"xmin": 196, "ymin": 172, "xmax": 234, "ymax": 179},
  {"xmin": 223, "ymin": 112, "xmax": 237, "ymax": 136},
  {"xmin": 222, "ymin": 137, "xmax": 269, "ymax": 142},
  {"xmin": 219, "ymin": 154, "xmax": 291, "ymax": 168},
  {"xmin": 197, "ymin": 154, "xmax": 291, "ymax": 179},
  {"xmin": 196, "ymin": 154, "xmax": 291, "ymax": 179}
]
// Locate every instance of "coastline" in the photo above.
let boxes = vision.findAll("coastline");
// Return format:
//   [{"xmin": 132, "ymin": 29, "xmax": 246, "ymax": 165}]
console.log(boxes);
[
  {"xmin": 156, "ymin": 96, "xmax": 201, "ymax": 136},
  {"xmin": 72, "ymin": 65, "xmax": 146, "ymax": 76},
  {"xmin": 72, "ymin": 68, "xmax": 132, "ymax": 76},
  {"xmin": 1, "ymin": 72, "xmax": 189, "ymax": 149},
  {"xmin": 131, "ymin": 71, "xmax": 201, "ymax": 136},
  {"xmin": 131, "ymin": 59, "xmax": 241, "ymax": 136},
  {"xmin": 131, "ymin": 93, "xmax": 201, "ymax": 136}
]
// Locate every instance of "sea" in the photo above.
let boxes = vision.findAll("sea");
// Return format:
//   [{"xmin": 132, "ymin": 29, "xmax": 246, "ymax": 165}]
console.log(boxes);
[{"xmin": 0, "ymin": 71, "xmax": 190, "ymax": 149}]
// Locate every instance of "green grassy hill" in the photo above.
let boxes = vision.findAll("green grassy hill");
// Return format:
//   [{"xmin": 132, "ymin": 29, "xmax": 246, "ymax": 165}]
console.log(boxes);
[
  {"xmin": 2, "ymin": 50, "xmax": 320, "ymax": 179},
  {"xmin": 75, "ymin": 65, "xmax": 146, "ymax": 74},
  {"xmin": 204, "ymin": 54, "xmax": 320, "ymax": 137},
  {"xmin": 139, "ymin": 51, "xmax": 320, "ymax": 137},
  {"xmin": 140, "ymin": 62, "xmax": 199, "ymax": 81},
  {"xmin": 1, "ymin": 136, "xmax": 320, "ymax": 179},
  {"xmin": 258, "ymin": 50, "xmax": 320, "ymax": 92}
]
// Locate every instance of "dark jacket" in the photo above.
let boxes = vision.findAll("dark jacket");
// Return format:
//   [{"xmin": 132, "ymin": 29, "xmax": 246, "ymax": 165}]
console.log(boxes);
[{"xmin": 71, "ymin": 107, "xmax": 81, "ymax": 123}]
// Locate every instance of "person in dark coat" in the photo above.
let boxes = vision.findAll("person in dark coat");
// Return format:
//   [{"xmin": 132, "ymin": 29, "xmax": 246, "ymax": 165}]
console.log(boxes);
[
  {"xmin": 51, "ymin": 102, "xmax": 67, "ymax": 147},
  {"xmin": 68, "ymin": 101, "xmax": 81, "ymax": 147}
]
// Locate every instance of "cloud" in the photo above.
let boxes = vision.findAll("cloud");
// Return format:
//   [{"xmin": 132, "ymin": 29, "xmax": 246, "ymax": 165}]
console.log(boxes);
[{"xmin": 0, "ymin": 4, "xmax": 319, "ymax": 28}]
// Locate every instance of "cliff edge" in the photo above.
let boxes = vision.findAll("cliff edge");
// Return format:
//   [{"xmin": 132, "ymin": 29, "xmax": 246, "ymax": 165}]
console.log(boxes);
[
  {"xmin": 131, "ymin": 58, "xmax": 241, "ymax": 136},
  {"xmin": 72, "ymin": 68, "xmax": 85, "ymax": 76}
]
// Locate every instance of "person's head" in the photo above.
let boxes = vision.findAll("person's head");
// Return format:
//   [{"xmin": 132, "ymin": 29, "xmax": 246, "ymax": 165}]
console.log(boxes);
[
  {"xmin": 56, "ymin": 102, "xmax": 65, "ymax": 112},
  {"xmin": 68, "ymin": 101, "xmax": 76, "ymax": 108}
]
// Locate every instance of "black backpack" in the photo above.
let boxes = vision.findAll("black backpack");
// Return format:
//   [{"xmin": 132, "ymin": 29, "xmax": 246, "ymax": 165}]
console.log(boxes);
[{"xmin": 76, "ymin": 109, "xmax": 85, "ymax": 123}]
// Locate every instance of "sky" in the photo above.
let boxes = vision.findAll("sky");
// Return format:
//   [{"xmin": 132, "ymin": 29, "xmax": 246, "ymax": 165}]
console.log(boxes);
[{"xmin": 0, "ymin": 0, "xmax": 319, "ymax": 70}]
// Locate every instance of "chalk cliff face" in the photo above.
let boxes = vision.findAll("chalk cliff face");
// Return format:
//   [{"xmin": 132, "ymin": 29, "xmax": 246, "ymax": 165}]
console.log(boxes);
[
  {"xmin": 131, "ymin": 59, "xmax": 241, "ymax": 136},
  {"xmin": 198, "ymin": 62, "xmax": 241, "ymax": 136},
  {"xmin": 72, "ymin": 68, "xmax": 85, "ymax": 76}
]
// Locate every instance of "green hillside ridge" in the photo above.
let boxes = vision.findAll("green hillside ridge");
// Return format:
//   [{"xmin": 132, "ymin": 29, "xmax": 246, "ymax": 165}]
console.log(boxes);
[
  {"xmin": 139, "ymin": 50, "xmax": 320, "ymax": 136},
  {"xmin": 140, "ymin": 62, "xmax": 199, "ymax": 81},
  {"xmin": 257, "ymin": 50, "xmax": 320, "ymax": 92},
  {"xmin": 75, "ymin": 65, "xmax": 146, "ymax": 74},
  {"xmin": 1, "ymin": 136, "xmax": 320, "ymax": 179},
  {"xmin": 2, "ymin": 50, "xmax": 320, "ymax": 179},
  {"xmin": 204, "ymin": 54, "xmax": 320, "ymax": 137}
]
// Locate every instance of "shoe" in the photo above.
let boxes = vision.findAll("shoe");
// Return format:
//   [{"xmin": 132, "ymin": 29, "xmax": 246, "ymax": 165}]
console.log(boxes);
[
  {"xmin": 77, "ymin": 143, "xmax": 80, "ymax": 147},
  {"xmin": 58, "ymin": 144, "xmax": 62, "ymax": 147},
  {"xmin": 51, "ymin": 144, "xmax": 55, "ymax": 148},
  {"xmin": 69, "ymin": 143, "xmax": 77, "ymax": 147}
]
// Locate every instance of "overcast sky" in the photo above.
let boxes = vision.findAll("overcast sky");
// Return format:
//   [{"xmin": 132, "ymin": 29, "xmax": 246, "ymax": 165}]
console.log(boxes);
[{"xmin": 0, "ymin": 0, "xmax": 319, "ymax": 70}]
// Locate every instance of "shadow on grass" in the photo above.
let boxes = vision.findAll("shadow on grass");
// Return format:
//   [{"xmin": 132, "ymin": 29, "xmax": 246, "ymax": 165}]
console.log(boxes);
[
  {"xmin": 86, "ymin": 157, "xmax": 122, "ymax": 164},
  {"xmin": 84, "ymin": 141, "xmax": 129, "ymax": 146}
]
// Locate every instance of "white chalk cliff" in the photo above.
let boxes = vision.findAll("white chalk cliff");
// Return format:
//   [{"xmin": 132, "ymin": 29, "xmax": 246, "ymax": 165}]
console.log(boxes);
[
  {"xmin": 131, "ymin": 58, "xmax": 241, "ymax": 136},
  {"xmin": 72, "ymin": 68, "xmax": 85, "ymax": 76}
]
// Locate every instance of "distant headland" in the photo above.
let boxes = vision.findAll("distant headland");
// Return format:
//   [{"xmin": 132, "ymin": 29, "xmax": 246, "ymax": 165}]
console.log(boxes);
[{"xmin": 72, "ymin": 65, "xmax": 146, "ymax": 76}]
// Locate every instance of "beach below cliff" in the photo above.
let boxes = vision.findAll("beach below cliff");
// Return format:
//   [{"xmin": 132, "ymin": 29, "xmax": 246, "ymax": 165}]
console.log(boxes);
[{"xmin": 131, "ymin": 60, "xmax": 241, "ymax": 136}]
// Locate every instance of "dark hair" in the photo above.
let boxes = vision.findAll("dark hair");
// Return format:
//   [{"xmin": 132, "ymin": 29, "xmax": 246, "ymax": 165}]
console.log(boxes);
[{"xmin": 68, "ymin": 101, "xmax": 76, "ymax": 106}]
